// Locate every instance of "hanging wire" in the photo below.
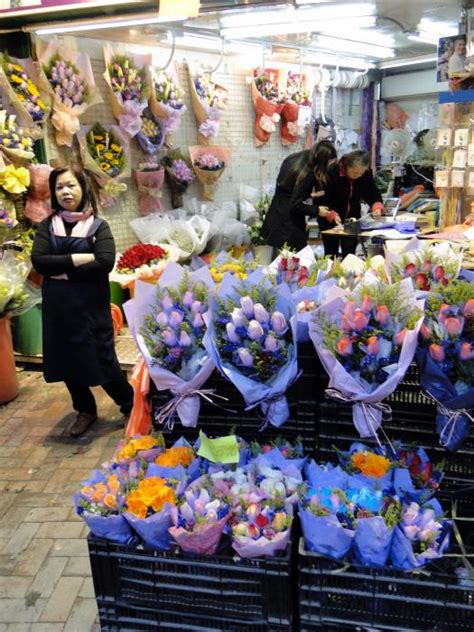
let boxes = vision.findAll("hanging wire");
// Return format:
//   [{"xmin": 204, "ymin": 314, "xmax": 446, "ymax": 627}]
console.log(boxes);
[
  {"xmin": 206, "ymin": 38, "xmax": 225, "ymax": 75},
  {"xmin": 154, "ymin": 31, "xmax": 176, "ymax": 72}
]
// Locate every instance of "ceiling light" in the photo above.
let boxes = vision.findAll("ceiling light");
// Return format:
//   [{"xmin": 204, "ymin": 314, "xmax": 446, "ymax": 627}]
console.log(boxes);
[
  {"xmin": 378, "ymin": 54, "xmax": 437, "ymax": 69},
  {"xmin": 407, "ymin": 32, "xmax": 439, "ymax": 46},
  {"xmin": 319, "ymin": 25, "xmax": 394, "ymax": 47},
  {"xmin": 34, "ymin": 15, "xmax": 187, "ymax": 35},
  {"xmin": 313, "ymin": 35, "xmax": 394, "ymax": 59},
  {"xmin": 418, "ymin": 18, "xmax": 458, "ymax": 37},
  {"xmin": 302, "ymin": 51, "xmax": 374, "ymax": 70},
  {"xmin": 173, "ymin": 33, "xmax": 264, "ymax": 56}
]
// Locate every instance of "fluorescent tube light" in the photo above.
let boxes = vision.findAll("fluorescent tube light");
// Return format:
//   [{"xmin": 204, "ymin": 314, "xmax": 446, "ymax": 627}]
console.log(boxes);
[
  {"xmin": 378, "ymin": 54, "xmax": 437, "ymax": 69},
  {"xmin": 302, "ymin": 51, "xmax": 375, "ymax": 70},
  {"xmin": 418, "ymin": 18, "xmax": 458, "ymax": 37},
  {"xmin": 319, "ymin": 25, "xmax": 393, "ymax": 47},
  {"xmin": 407, "ymin": 32, "xmax": 439, "ymax": 46},
  {"xmin": 313, "ymin": 34, "xmax": 394, "ymax": 59},
  {"xmin": 221, "ymin": 17, "xmax": 375, "ymax": 40},
  {"xmin": 34, "ymin": 15, "xmax": 187, "ymax": 35},
  {"xmin": 174, "ymin": 33, "xmax": 264, "ymax": 56}
]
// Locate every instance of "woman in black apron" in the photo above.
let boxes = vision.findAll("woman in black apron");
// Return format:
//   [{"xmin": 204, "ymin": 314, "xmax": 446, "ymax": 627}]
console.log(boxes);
[{"xmin": 31, "ymin": 166, "xmax": 133, "ymax": 437}]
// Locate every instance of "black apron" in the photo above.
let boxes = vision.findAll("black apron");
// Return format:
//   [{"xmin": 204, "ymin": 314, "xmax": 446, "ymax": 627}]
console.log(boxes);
[{"xmin": 42, "ymin": 217, "xmax": 121, "ymax": 386}]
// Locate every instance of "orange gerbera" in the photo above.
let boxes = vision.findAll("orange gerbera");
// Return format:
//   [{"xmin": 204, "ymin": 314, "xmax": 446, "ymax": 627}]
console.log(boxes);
[
  {"xmin": 115, "ymin": 434, "xmax": 160, "ymax": 461},
  {"xmin": 125, "ymin": 477, "xmax": 176, "ymax": 518},
  {"xmin": 155, "ymin": 446, "xmax": 194, "ymax": 468},
  {"xmin": 351, "ymin": 451, "xmax": 391, "ymax": 478}
]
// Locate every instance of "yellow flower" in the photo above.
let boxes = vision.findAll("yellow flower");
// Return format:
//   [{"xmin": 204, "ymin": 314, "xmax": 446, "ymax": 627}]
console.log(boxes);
[
  {"xmin": 100, "ymin": 162, "xmax": 111, "ymax": 172},
  {"xmin": 12, "ymin": 64, "xmax": 23, "ymax": 72},
  {"xmin": 0, "ymin": 165, "xmax": 30, "ymax": 195},
  {"xmin": 28, "ymin": 83, "xmax": 39, "ymax": 97},
  {"xmin": 10, "ymin": 74, "xmax": 23, "ymax": 84},
  {"xmin": 94, "ymin": 135, "xmax": 104, "ymax": 141},
  {"xmin": 155, "ymin": 446, "xmax": 194, "ymax": 468},
  {"xmin": 111, "ymin": 159, "xmax": 119, "ymax": 165},
  {"xmin": 110, "ymin": 143, "xmax": 122, "ymax": 153},
  {"xmin": 103, "ymin": 152, "xmax": 113, "ymax": 160},
  {"xmin": 96, "ymin": 143, "xmax": 105, "ymax": 151}
]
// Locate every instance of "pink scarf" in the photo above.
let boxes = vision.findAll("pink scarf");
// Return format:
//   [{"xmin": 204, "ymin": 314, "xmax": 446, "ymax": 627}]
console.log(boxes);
[
  {"xmin": 52, "ymin": 208, "xmax": 94, "ymax": 238},
  {"xmin": 61, "ymin": 208, "xmax": 93, "ymax": 223}
]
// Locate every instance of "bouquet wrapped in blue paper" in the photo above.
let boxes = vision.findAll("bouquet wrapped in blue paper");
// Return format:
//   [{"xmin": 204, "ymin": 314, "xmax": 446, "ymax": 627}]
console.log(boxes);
[
  {"xmin": 146, "ymin": 437, "xmax": 201, "ymax": 482},
  {"xmin": 304, "ymin": 461, "xmax": 349, "ymax": 489},
  {"xmin": 416, "ymin": 281, "xmax": 474, "ymax": 451},
  {"xmin": 336, "ymin": 442, "xmax": 393, "ymax": 490},
  {"xmin": 74, "ymin": 469, "xmax": 135, "ymax": 544},
  {"xmin": 124, "ymin": 263, "xmax": 216, "ymax": 430},
  {"xmin": 391, "ymin": 444, "xmax": 443, "ymax": 503},
  {"xmin": 391, "ymin": 499, "xmax": 451, "ymax": 570},
  {"xmin": 299, "ymin": 487, "xmax": 355, "ymax": 560},
  {"xmin": 203, "ymin": 268, "xmax": 298, "ymax": 428},
  {"xmin": 310, "ymin": 279, "xmax": 423, "ymax": 442},
  {"xmin": 250, "ymin": 436, "xmax": 306, "ymax": 471}
]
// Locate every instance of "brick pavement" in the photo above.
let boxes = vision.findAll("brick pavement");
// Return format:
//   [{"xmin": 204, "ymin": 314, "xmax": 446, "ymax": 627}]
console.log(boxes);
[{"xmin": 0, "ymin": 369, "xmax": 127, "ymax": 631}]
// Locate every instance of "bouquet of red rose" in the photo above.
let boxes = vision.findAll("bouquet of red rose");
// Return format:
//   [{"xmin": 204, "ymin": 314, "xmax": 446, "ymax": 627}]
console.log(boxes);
[{"xmin": 251, "ymin": 68, "xmax": 283, "ymax": 147}]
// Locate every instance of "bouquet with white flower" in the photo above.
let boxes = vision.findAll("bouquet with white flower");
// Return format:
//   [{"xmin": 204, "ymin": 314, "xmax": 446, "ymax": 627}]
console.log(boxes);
[
  {"xmin": 149, "ymin": 63, "xmax": 186, "ymax": 147},
  {"xmin": 204, "ymin": 268, "xmax": 298, "ymax": 429}
]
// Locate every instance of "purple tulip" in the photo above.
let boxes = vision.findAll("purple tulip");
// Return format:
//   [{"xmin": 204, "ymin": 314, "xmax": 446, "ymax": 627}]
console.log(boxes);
[
  {"xmin": 193, "ymin": 313, "xmax": 204, "ymax": 328},
  {"xmin": 156, "ymin": 311, "xmax": 168, "ymax": 327},
  {"xmin": 179, "ymin": 330, "xmax": 192, "ymax": 347},
  {"xmin": 270, "ymin": 311, "xmax": 288, "ymax": 334},
  {"xmin": 253, "ymin": 303, "xmax": 270, "ymax": 323},
  {"xmin": 231, "ymin": 307, "xmax": 246, "ymax": 327},
  {"xmin": 226, "ymin": 322, "xmax": 240, "ymax": 343},
  {"xmin": 237, "ymin": 347, "xmax": 254, "ymax": 367},
  {"xmin": 248, "ymin": 320, "xmax": 264, "ymax": 340},
  {"xmin": 169, "ymin": 310, "xmax": 184, "ymax": 328},
  {"xmin": 264, "ymin": 335, "xmax": 279, "ymax": 352},
  {"xmin": 183, "ymin": 291, "xmax": 194, "ymax": 308},
  {"xmin": 191, "ymin": 300, "xmax": 204, "ymax": 314},
  {"xmin": 162, "ymin": 294, "xmax": 174, "ymax": 310},
  {"xmin": 240, "ymin": 296, "xmax": 254, "ymax": 318},
  {"xmin": 162, "ymin": 329, "xmax": 177, "ymax": 347}
]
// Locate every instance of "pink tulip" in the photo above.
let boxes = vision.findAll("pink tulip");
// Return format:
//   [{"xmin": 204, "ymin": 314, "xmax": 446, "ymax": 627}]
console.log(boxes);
[
  {"xmin": 464, "ymin": 299, "xmax": 474, "ymax": 317},
  {"xmin": 352, "ymin": 310, "xmax": 369, "ymax": 332},
  {"xmin": 270, "ymin": 311, "xmax": 288, "ymax": 334},
  {"xmin": 361, "ymin": 294, "xmax": 373, "ymax": 313},
  {"xmin": 162, "ymin": 329, "xmax": 177, "ymax": 347},
  {"xmin": 253, "ymin": 303, "xmax": 270, "ymax": 323},
  {"xmin": 420, "ymin": 323, "xmax": 432, "ymax": 340},
  {"xmin": 179, "ymin": 331, "xmax": 191, "ymax": 347},
  {"xmin": 429, "ymin": 344, "xmax": 445, "ymax": 362},
  {"xmin": 444, "ymin": 317, "xmax": 463, "ymax": 336},
  {"xmin": 226, "ymin": 322, "xmax": 240, "ymax": 343},
  {"xmin": 405, "ymin": 262, "xmax": 416, "ymax": 277},
  {"xmin": 415, "ymin": 273, "xmax": 430, "ymax": 291},
  {"xmin": 366, "ymin": 335, "xmax": 379, "ymax": 355},
  {"xmin": 433, "ymin": 265, "xmax": 445, "ymax": 281},
  {"xmin": 240, "ymin": 296, "xmax": 254, "ymax": 318},
  {"xmin": 394, "ymin": 328, "xmax": 408, "ymax": 346},
  {"xmin": 191, "ymin": 300, "xmax": 204, "ymax": 314},
  {"xmin": 422, "ymin": 259, "xmax": 433, "ymax": 273},
  {"xmin": 341, "ymin": 315, "xmax": 352, "ymax": 333},
  {"xmin": 183, "ymin": 291, "xmax": 194, "ymax": 308},
  {"xmin": 168, "ymin": 310, "xmax": 184, "ymax": 328},
  {"xmin": 336, "ymin": 337, "xmax": 353, "ymax": 356},
  {"xmin": 248, "ymin": 320, "xmax": 264, "ymax": 340},
  {"xmin": 264, "ymin": 335, "xmax": 279, "ymax": 352},
  {"xmin": 237, "ymin": 348, "xmax": 254, "ymax": 367},
  {"xmin": 192, "ymin": 313, "xmax": 204, "ymax": 328},
  {"xmin": 156, "ymin": 312, "xmax": 168, "ymax": 327},
  {"xmin": 343, "ymin": 301, "xmax": 356, "ymax": 319},
  {"xmin": 438, "ymin": 304, "xmax": 451, "ymax": 322},
  {"xmin": 162, "ymin": 294, "xmax": 173, "ymax": 310},
  {"xmin": 460, "ymin": 342, "xmax": 474, "ymax": 360},
  {"xmin": 375, "ymin": 305, "xmax": 390, "ymax": 326}
]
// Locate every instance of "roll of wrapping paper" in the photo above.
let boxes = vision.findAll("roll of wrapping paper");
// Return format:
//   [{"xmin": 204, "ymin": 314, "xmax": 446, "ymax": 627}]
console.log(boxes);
[{"xmin": 440, "ymin": 189, "xmax": 461, "ymax": 230}]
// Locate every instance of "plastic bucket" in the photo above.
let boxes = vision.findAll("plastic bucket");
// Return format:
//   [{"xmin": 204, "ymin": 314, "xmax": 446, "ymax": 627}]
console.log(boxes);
[
  {"xmin": 110, "ymin": 281, "xmax": 127, "ymax": 309},
  {"xmin": 12, "ymin": 304, "xmax": 43, "ymax": 356},
  {"xmin": 0, "ymin": 316, "xmax": 19, "ymax": 404}
]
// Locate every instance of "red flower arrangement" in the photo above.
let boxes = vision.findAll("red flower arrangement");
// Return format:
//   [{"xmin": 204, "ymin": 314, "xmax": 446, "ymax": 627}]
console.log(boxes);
[{"xmin": 117, "ymin": 244, "xmax": 167, "ymax": 273}]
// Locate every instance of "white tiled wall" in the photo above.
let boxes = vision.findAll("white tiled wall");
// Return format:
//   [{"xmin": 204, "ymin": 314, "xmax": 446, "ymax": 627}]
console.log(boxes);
[{"xmin": 34, "ymin": 35, "xmax": 364, "ymax": 252}]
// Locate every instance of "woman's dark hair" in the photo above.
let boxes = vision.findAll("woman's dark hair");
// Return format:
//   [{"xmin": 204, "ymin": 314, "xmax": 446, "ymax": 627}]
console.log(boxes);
[
  {"xmin": 341, "ymin": 150, "xmax": 370, "ymax": 171},
  {"xmin": 49, "ymin": 165, "xmax": 98, "ymax": 214},
  {"xmin": 282, "ymin": 140, "xmax": 337, "ymax": 190}
]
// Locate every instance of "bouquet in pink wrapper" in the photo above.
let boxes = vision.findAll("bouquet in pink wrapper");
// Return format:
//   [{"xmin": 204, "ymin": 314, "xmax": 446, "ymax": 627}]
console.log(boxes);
[
  {"xmin": 24, "ymin": 164, "xmax": 53, "ymax": 223},
  {"xmin": 189, "ymin": 145, "xmax": 229, "ymax": 201},
  {"xmin": 36, "ymin": 40, "xmax": 100, "ymax": 147},
  {"xmin": 133, "ymin": 158, "xmax": 165, "ymax": 216},
  {"xmin": 150, "ymin": 63, "xmax": 186, "ymax": 147},
  {"xmin": 169, "ymin": 483, "xmax": 230, "ymax": 555},
  {"xmin": 103, "ymin": 46, "xmax": 151, "ymax": 138},
  {"xmin": 188, "ymin": 66, "xmax": 227, "ymax": 145},
  {"xmin": 310, "ymin": 279, "xmax": 423, "ymax": 443},
  {"xmin": 231, "ymin": 500, "xmax": 293, "ymax": 558}
]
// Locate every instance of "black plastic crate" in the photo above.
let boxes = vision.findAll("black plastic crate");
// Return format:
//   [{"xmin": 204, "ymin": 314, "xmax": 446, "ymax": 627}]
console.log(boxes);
[
  {"xmin": 88, "ymin": 536, "xmax": 295, "ymax": 630},
  {"xmin": 150, "ymin": 342, "xmax": 323, "ymax": 454},
  {"xmin": 298, "ymin": 539, "xmax": 474, "ymax": 632}
]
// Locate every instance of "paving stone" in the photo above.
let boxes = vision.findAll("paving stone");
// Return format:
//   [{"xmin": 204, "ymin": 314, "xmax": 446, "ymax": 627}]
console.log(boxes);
[
  {"xmin": 0, "ymin": 508, "xmax": 30, "ymax": 539},
  {"xmin": 36, "ymin": 523, "xmax": 83, "ymax": 539},
  {"xmin": 28, "ymin": 557, "xmax": 68, "ymax": 599},
  {"xmin": 0, "ymin": 598, "xmax": 46, "ymax": 624},
  {"xmin": 50, "ymin": 539, "xmax": 89, "ymax": 558},
  {"xmin": 24, "ymin": 508, "xmax": 70, "ymax": 523},
  {"xmin": 13, "ymin": 539, "xmax": 53, "ymax": 577},
  {"xmin": 63, "ymin": 557, "xmax": 92, "ymax": 577},
  {"xmin": 39, "ymin": 577, "xmax": 83, "ymax": 623},
  {"xmin": 6, "ymin": 625, "xmax": 31, "ymax": 632},
  {"xmin": 63, "ymin": 597, "xmax": 98, "ymax": 632},
  {"xmin": 30, "ymin": 624, "xmax": 65, "ymax": 631},
  {"xmin": 0, "ymin": 576, "xmax": 32, "ymax": 598},
  {"xmin": 0, "ymin": 469, "xmax": 32, "ymax": 481},
  {"xmin": 78, "ymin": 577, "xmax": 94, "ymax": 599},
  {"xmin": 1, "ymin": 524, "xmax": 40, "ymax": 556}
]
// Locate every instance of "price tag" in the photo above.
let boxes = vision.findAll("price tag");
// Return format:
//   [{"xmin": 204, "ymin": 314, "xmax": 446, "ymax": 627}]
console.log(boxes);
[{"xmin": 197, "ymin": 431, "xmax": 239, "ymax": 464}]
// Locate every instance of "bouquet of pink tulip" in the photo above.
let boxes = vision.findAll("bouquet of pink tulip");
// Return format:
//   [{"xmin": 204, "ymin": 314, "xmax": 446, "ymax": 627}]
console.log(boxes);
[
  {"xmin": 188, "ymin": 67, "xmax": 227, "ymax": 144},
  {"xmin": 416, "ymin": 281, "xmax": 474, "ymax": 451},
  {"xmin": 189, "ymin": 145, "xmax": 229, "ymax": 201},
  {"xmin": 231, "ymin": 500, "xmax": 293, "ymax": 558},
  {"xmin": 311, "ymin": 279, "xmax": 423, "ymax": 442},
  {"xmin": 203, "ymin": 268, "xmax": 298, "ymax": 428}
]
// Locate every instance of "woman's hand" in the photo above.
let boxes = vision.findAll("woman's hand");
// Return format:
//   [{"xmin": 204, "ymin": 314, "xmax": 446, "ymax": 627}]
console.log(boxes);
[
  {"xmin": 318, "ymin": 206, "xmax": 330, "ymax": 217},
  {"xmin": 71, "ymin": 253, "xmax": 95, "ymax": 267},
  {"xmin": 371, "ymin": 202, "xmax": 384, "ymax": 218},
  {"xmin": 320, "ymin": 206, "xmax": 341, "ymax": 224}
]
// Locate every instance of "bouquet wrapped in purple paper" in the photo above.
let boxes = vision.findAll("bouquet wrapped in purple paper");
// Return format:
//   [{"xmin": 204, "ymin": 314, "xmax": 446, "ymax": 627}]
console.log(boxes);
[{"xmin": 231, "ymin": 500, "xmax": 293, "ymax": 558}]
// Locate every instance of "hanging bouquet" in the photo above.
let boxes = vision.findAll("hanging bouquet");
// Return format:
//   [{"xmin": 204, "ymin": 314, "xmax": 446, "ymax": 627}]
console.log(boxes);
[
  {"xmin": 111, "ymin": 243, "xmax": 173, "ymax": 288},
  {"xmin": 103, "ymin": 46, "xmax": 151, "ymax": 138},
  {"xmin": 150, "ymin": 63, "xmax": 186, "ymax": 146},
  {"xmin": 189, "ymin": 145, "xmax": 229, "ymax": 202},
  {"xmin": 0, "ymin": 53, "xmax": 49, "ymax": 130},
  {"xmin": 135, "ymin": 108, "xmax": 165, "ymax": 155},
  {"xmin": 0, "ymin": 110, "xmax": 34, "ymax": 162},
  {"xmin": 231, "ymin": 500, "xmax": 293, "ymax": 558},
  {"xmin": 124, "ymin": 263, "xmax": 216, "ymax": 430},
  {"xmin": 162, "ymin": 148, "xmax": 194, "ymax": 209},
  {"xmin": 390, "ymin": 499, "xmax": 451, "ymax": 570},
  {"xmin": 0, "ymin": 190, "xmax": 17, "ymax": 231},
  {"xmin": 203, "ymin": 268, "xmax": 298, "ymax": 428},
  {"xmin": 169, "ymin": 483, "xmax": 230, "ymax": 555},
  {"xmin": 251, "ymin": 68, "xmax": 283, "ymax": 147},
  {"xmin": 24, "ymin": 163, "xmax": 53, "ymax": 224},
  {"xmin": 74, "ymin": 470, "xmax": 134, "ymax": 544},
  {"xmin": 416, "ymin": 281, "xmax": 474, "ymax": 451},
  {"xmin": 310, "ymin": 280, "xmax": 424, "ymax": 442},
  {"xmin": 280, "ymin": 71, "xmax": 311, "ymax": 146},
  {"xmin": 386, "ymin": 238, "xmax": 462, "ymax": 292},
  {"xmin": 188, "ymin": 66, "xmax": 227, "ymax": 144},
  {"xmin": 78, "ymin": 122, "xmax": 130, "ymax": 207},
  {"xmin": 133, "ymin": 158, "xmax": 165, "ymax": 216},
  {"xmin": 36, "ymin": 40, "xmax": 99, "ymax": 147}
]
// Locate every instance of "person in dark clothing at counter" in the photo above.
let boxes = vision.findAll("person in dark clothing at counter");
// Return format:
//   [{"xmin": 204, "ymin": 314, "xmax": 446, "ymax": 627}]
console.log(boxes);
[
  {"xmin": 318, "ymin": 150, "xmax": 384, "ymax": 257},
  {"xmin": 261, "ymin": 140, "xmax": 337, "ymax": 251},
  {"xmin": 31, "ymin": 166, "xmax": 134, "ymax": 437}
]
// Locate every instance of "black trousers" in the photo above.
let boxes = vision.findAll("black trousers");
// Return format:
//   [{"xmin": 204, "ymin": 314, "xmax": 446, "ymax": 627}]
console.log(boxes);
[
  {"xmin": 65, "ymin": 373, "xmax": 134, "ymax": 416},
  {"xmin": 321, "ymin": 234, "xmax": 358, "ymax": 258}
]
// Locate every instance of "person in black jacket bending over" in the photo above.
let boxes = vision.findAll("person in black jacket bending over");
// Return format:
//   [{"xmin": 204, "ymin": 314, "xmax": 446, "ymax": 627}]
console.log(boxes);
[
  {"xmin": 262, "ymin": 140, "xmax": 337, "ymax": 251},
  {"xmin": 318, "ymin": 150, "xmax": 384, "ymax": 257},
  {"xmin": 31, "ymin": 166, "xmax": 134, "ymax": 437}
]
